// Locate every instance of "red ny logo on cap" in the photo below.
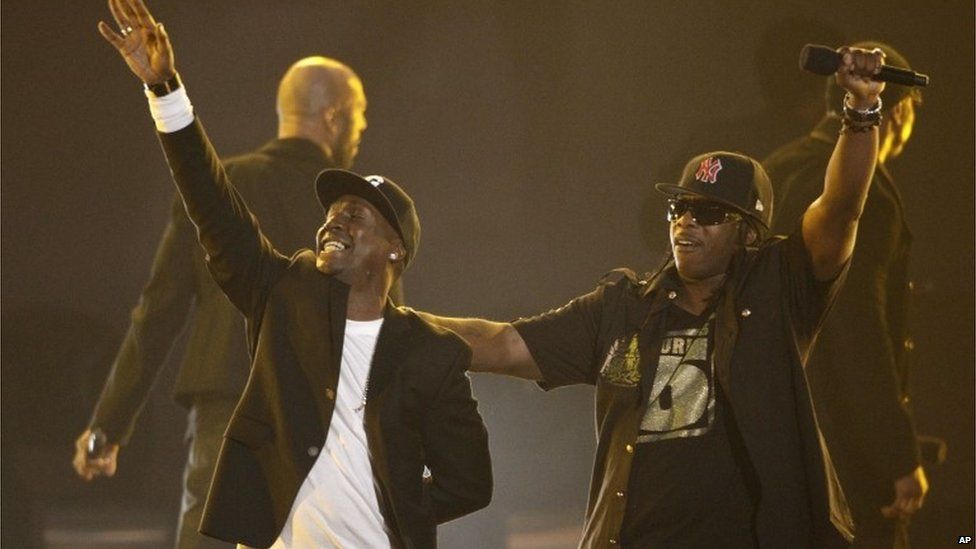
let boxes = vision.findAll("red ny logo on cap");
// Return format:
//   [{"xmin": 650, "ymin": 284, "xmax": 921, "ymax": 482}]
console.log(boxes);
[{"xmin": 695, "ymin": 157, "xmax": 723, "ymax": 184}]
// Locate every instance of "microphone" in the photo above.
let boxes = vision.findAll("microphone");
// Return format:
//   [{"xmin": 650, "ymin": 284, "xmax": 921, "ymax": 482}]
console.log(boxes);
[
  {"xmin": 799, "ymin": 44, "xmax": 929, "ymax": 87},
  {"xmin": 86, "ymin": 428, "xmax": 109, "ymax": 460}
]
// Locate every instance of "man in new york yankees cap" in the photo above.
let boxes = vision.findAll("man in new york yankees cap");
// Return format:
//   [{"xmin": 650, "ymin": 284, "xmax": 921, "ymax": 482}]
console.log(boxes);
[
  {"xmin": 655, "ymin": 151, "xmax": 773, "ymax": 229},
  {"xmin": 654, "ymin": 151, "xmax": 775, "ymax": 285},
  {"xmin": 97, "ymin": 1, "xmax": 490, "ymax": 547},
  {"xmin": 420, "ymin": 46, "xmax": 888, "ymax": 547}
]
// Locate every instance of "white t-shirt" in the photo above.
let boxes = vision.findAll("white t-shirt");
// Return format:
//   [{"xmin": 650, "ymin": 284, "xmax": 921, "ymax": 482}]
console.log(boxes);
[{"xmin": 269, "ymin": 318, "xmax": 391, "ymax": 549}]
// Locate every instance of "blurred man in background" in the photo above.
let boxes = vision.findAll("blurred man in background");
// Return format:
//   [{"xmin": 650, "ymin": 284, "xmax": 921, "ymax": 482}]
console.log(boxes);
[
  {"xmin": 73, "ymin": 54, "xmax": 372, "ymax": 548},
  {"xmin": 765, "ymin": 40, "xmax": 930, "ymax": 549}
]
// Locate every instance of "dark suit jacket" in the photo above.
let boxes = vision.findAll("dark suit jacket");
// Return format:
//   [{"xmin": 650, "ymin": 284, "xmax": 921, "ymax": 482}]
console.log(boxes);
[
  {"xmin": 765, "ymin": 115, "xmax": 920, "ymax": 517},
  {"xmin": 91, "ymin": 135, "xmax": 335, "ymax": 443},
  {"xmin": 158, "ymin": 118, "xmax": 492, "ymax": 548}
]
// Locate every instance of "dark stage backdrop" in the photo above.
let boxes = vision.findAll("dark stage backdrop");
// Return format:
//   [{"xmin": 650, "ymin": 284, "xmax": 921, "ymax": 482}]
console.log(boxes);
[{"xmin": 3, "ymin": 1, "xmax": 973, "ymax": 547}]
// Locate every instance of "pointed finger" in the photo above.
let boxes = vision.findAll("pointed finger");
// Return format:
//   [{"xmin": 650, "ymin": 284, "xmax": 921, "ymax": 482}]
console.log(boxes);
[
  {"xmin": 97, "ymin": 20, "xmax": 126, "ymax": 50},
  {"xmin": 870, "ymin": 49, "xmax": 885, "ymax": 75},
  {"xmin": 853, "ymin": 50, "xmax": 868, "ymax": 75},
  {"xmin": 131, "ymin": 0, "xmax": 158, "ymax": 28},
  {"xmin": 836, "ymin": 46, "xmax": 852, "ymax": 70},
  {"xmin": 107, "ymin": 0, "xmax": 129, "ymax": 30},
  {"xmin": 156, "ymin": 22, "xmax": 172, "ymax": 54},
  {"xmin": 115, "ymin": 0, "xmax": 140, "ymax": 26},
  {"xmin": 90, "ymin": 457, "xmax": 112, "ymax": 468},
  {"xmin": 116, "ymin": 0, "xmax": 140, "ymax": 30}
]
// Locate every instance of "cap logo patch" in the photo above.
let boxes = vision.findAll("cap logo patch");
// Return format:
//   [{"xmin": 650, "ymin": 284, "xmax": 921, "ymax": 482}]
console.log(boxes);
[
  {"xmin": 695, "ymin": 157, "xmax": 723, "ymax": 184},
  {"xmin": 755, "ymin": 199, "xmax": 764, "ymax": 212},
  {"xmin": 366, "ymin": 175, "xmax": 384, "ymax": 188}
]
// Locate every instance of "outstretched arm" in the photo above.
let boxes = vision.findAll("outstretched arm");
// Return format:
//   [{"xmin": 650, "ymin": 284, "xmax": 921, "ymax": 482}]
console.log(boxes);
[
  {"xmin": 802, "ymin": 47, "xmax": 885, "ymax": 280},
  {"xmin": 97, "ymin": 0, "xmax": 285, "ymax": 316},
  {"xmin": 413, "ymin": 313, "xmax": 542, "ymax": 379}
]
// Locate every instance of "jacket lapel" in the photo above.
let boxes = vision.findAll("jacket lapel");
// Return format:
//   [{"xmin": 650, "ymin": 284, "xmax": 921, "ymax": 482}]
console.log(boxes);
[
  {"xmin": 313, "ymin": 274, "xmax": 348, "ymax": 428},
  {"xmin": 366, "ymin": 302, "xmax": 411, "ymax": 406},
  {"xmin": 638, "ymin": 268, "xmax": 679, "ymax": 402},
  {"xmin": 361, "ymin": 301, "xmax": 411, "ymax": 543},
  {"xmin": 713, "ymin": 289, "xmax": 738, "ymax": 395}
]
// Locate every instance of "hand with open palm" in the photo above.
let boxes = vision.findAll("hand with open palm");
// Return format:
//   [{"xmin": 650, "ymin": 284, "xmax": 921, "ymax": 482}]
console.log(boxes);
[{"xmin": 97, "ymin": 0, "xmax": 175, "ymax": 86}]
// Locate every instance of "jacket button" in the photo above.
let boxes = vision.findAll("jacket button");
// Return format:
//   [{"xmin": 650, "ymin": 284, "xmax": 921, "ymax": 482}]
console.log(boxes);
[
  {"xmin": 616, "ymin": 491, "xmax": 625, "ymax": 498},
  {"xmin": 307, "ymin": 446, "xmax": 319, "ymax": 457},
  {"xmin": 609, "ymin": 538, "xmax": 618, "ymax": 545},
  {"xmin": 325, "ymin": 388, "xmax": 336, "ymax": 400},
  {"xmin": 740, "ymin": 308, "xmax": 751, "ymax": 318},
  {"xmin": 904, "ymin": 338, "xmax": 915, "ymax": 351},
  {"xmin": 667, "ymin": 290, "xmax": 678, "ymax": 300},
  {"xmin": 625, "ymin": 444, "xmax": 634, "ymax": 454}
]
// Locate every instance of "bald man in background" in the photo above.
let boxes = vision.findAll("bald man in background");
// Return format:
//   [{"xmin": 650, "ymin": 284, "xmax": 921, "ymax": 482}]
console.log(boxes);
[{"xmin": 73, "ymin": 56, "xmax": 378, "ymax": 549}]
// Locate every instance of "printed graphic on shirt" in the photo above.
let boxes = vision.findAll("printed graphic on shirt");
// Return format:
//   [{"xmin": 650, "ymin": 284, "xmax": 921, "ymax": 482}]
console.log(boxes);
[
  {"xmin": 599, "ymin": 334, "xmax": 641, "ymax": 387},
  {"xmin": 637, "ymin": 322, "xmax": 714, "ymax": 443}
]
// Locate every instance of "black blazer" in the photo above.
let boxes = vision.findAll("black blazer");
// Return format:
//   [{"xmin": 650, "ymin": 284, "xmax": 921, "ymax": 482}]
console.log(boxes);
[{"xmin": 158, "ymin": 118, "xmax": 492, "ymax": 548}]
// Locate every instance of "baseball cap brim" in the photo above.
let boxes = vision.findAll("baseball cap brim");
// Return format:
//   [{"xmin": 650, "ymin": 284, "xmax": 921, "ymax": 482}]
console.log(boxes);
[
  {"xmin": 315, "ymin": 169, "xmax": 406, "ymax": 243},
  {"xmin": 654, "ymin": 182, "xmax": 768, "ymax": 228}
]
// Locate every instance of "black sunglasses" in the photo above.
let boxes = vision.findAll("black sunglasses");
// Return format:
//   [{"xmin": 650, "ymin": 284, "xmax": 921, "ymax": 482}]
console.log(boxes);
[{"xmin": 666, "ymin": 198, "xmax": 742, "ymax": 225}]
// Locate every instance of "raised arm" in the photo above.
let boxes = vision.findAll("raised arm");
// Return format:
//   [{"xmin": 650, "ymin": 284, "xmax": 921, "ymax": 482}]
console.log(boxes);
[
  {"xmin": 98, "ymin": 0, "xmax": 285, "ymax": 316},
  {"xmin": 802, "ymin": 47, "xmax": 885, "ymax": 280},
  {"xmin": 413, "ymin": 313, "xmax": 542, "ymax": 380}
]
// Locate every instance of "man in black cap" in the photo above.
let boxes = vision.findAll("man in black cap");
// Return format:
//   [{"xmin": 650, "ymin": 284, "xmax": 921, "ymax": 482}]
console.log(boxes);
[
  {"xmin": 417, "ymin": 47, "xmax": 888, "ymax": 547},
  {"xmin": 765, "ymin": 41, "xmax": 929, "ymax": 549},
  {"xmin": 96, "ymin": 1, "xmax": 491, "ymax": 547},
  {"xmin": 72, "ymin": 53, "xmax": 374, "ymax": 549}
]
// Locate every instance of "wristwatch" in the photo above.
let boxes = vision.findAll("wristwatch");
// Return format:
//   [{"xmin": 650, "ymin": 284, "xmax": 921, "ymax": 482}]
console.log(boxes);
[{"xmin": 144, "ymin": 73, "xmax": 182, "ymax": 97}]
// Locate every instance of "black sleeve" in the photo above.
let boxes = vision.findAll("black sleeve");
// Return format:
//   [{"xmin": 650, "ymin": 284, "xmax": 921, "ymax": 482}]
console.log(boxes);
[
  {"xmin": 156, "ymin": 118, "xmax": 288, "ymax": 321},
  {"xmin": 423, "ymin": 344, "xmax": 492, "ymax": 523},
  {"xmin": 89, "ymin": 196, "xmax": 197, "ymax": 445},
  {"xmin": 778, "ymin": 220, "xmax": 849, "ymax": 352},
  {"xmin": 512, "ymin": 285, "xmax": 607, "ymax": 390}
]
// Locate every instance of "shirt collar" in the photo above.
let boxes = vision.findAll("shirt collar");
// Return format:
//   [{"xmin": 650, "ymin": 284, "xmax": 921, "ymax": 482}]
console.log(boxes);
[{"xmin": 259, "ymin": 137, "xmax": 332, "ymax": 167}]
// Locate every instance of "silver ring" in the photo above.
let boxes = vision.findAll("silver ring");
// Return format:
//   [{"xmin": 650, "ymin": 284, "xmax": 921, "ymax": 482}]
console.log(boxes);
[{"xmin": 120, "ymin": 25, "xmax": 133, "ymax": 36}]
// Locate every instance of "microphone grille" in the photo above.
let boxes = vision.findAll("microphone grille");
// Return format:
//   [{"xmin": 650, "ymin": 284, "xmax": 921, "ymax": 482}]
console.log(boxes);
[{"xmin": 799, "ymin": 44, "xmax": 839, "ymax": 76}]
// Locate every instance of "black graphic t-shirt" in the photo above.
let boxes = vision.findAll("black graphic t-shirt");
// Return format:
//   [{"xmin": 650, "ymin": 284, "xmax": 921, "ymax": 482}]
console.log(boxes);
[{"xmin": 620, "ymin": 304, "xmax": 756, "ymax": 548}]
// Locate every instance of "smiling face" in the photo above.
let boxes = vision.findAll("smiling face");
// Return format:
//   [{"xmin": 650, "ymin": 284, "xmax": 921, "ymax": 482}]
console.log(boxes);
[
  {"xmin": 315, "ymin": 195, "xmax": 403, "ymax": 287},
  {"xmin": 669, "ymin": 197, "xmax": 744, "ymax": 283}
]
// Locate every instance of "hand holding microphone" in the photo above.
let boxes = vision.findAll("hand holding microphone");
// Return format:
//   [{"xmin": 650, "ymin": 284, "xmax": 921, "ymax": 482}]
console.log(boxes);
[
  {"xmin": 800, "ymin": 44, "xmax": 929, "ymax": 87},
  {"xmin": 72, "ymin": 427, "xmax": 120, "ymax": 481}
]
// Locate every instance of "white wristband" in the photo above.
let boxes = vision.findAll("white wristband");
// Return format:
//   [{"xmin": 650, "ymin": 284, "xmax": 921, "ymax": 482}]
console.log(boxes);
[{"xmin": 145, "ymin": 85, "xmax": 194, "ymax": 133}]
